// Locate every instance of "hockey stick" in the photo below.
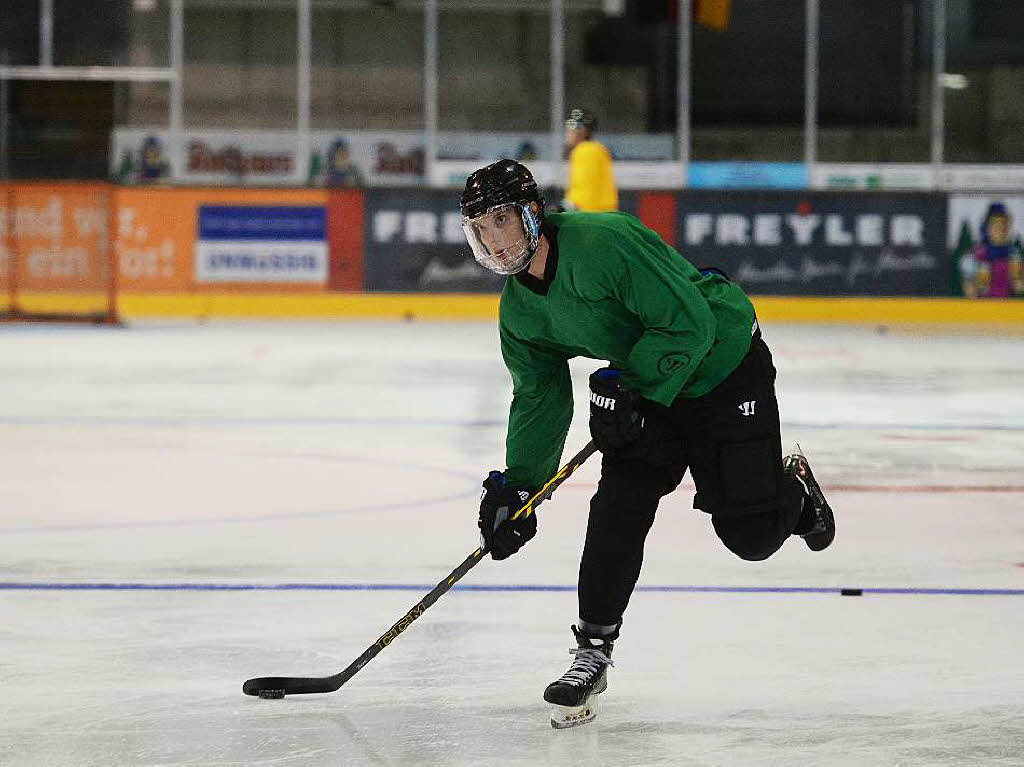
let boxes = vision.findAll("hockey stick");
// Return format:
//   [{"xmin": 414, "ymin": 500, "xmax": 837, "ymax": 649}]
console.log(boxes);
[{"xmin": 243, "ymin": 440, "xmax": 598, "ymax": 698}]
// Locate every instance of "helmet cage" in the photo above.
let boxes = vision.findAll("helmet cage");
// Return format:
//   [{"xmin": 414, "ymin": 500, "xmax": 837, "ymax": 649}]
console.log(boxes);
[{"xmin": 462, "ymin": 202, "xmax": 540, "ymax": 276}]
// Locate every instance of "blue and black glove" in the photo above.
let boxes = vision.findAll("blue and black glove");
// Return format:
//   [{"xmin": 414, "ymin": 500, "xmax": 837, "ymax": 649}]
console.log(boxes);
[
  {"xmin": 588, "ymin": 367, "xmax": 644, "ymax": 454},
  {"xmin": 478, "ymin": 471, "xmax": 537, "ymax": 561}
]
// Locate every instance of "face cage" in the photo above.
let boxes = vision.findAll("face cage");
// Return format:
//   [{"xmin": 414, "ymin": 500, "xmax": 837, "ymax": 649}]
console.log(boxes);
[{"xmin": 462, "ymin": 203, "xmax": 540, "ymax": 276}]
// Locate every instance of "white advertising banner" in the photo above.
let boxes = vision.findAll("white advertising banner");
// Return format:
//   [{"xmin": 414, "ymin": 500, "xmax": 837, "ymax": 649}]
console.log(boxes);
[
  {"xmin": 112, "ymin": 128, "xmax": 1024, "ymax": 191},
  {"xmin": 113, "ymin": 129, "xmax": 308, "ymax": 186},
  {"xmin": 813, "ymin": 163, "xmax": 1024, "ymax": 192},
  {"xmin": 947, "ymin": 195, "xmax": 1024, "ymax": 246},
  {"xmin": 810, "ymin": 164, "xmax": 934, "ymax": 190},
  {"xmin": 111, "ymin": 128, "xmax": 679, "ymax": 188},
  {"xmin": 947, "ymin": 194, "xmax": 1024, "ymax": 298},
  {"xmin": 940, "ymin": 165, "xmax": 1024, "ymax": 192},
  {"xmin": 195, "ymin": 241, "xmax": 328, "ymax": 283}
]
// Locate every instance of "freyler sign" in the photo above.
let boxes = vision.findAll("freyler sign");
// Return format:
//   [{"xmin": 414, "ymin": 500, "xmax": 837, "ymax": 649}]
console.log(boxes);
[
  {"xmin": 363, "ymin": 189, "xmax": 640, "ymax": 292},
  {"xmin": 676, "ymin": 193, "xmax": 949, "ymax": 296}
]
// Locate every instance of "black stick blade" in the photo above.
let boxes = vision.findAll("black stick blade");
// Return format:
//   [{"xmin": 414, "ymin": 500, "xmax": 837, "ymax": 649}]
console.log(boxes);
[{"xmin": 243, "ymin": 676, "xmax": 339, "ymax": 697}]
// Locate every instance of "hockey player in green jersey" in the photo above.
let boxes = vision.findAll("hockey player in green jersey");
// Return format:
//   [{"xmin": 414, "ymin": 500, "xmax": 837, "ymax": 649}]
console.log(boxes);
[{"xmin": 461, "ymin": 159, "xmax": 835, "ymax": 729}]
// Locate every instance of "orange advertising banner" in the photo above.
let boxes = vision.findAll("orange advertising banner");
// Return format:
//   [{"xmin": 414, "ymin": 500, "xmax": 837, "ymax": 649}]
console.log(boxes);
[
  {"xmin": 3, "ymin": 184, "xmax": 336, "ymax": 298},
  {"xmin": 1, "ymin": 183, "xmax": 113, "ymax": 294}
]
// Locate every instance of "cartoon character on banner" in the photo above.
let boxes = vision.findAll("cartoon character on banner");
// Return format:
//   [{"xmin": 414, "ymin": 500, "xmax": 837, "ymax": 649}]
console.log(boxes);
[
  {"xmin": 139, "ymin": 135, "xmax": 168, "ymax": 183},
  {"xmin": 960, "ymin": 202, "xmax": 1024, "ymax": 298},
  {"xmin": 516, "ymin": 141, "xmax": 538, "ymax": 161},
  {"xmin": 324, "ymin": 138, "xmax": 365, "ymax": 188}
]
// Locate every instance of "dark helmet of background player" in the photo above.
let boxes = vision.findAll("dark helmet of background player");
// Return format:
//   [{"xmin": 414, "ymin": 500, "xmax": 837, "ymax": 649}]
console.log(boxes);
[
  {"xmin": 565, "ymin": 108, "xmax": 597, "ymax": 137},
  {"xmin": 460, "ymin": 159, "xmax": 546, "ymax": 275}
]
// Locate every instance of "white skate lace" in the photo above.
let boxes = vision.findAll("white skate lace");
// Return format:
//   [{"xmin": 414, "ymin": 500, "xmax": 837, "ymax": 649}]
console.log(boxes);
[{"xmin": 554, "ymin": 647, "xmax": 614, "ymax": 687}]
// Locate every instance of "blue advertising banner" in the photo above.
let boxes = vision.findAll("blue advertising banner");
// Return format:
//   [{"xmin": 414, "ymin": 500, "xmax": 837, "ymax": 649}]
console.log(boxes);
[
  {"xmin": 675, "ymin": 192, "xmax": 949, "ymax": 295},
  {"xmin": 198, "ymin": 206, "xmax": 324, "ymax": 240},
  {"xmin": 687, "ymin": 162, "xmax": 808, "ymax": 190}
]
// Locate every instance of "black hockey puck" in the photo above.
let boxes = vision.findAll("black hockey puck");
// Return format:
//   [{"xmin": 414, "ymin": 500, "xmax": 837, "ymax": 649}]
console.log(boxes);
[
  {"xmin": 840, "ymin": 588, "xmax": 863, "ymax": 596},
  {"xmin": 258, "ymin": 689, "xmax": 286, "ymax": 699}
]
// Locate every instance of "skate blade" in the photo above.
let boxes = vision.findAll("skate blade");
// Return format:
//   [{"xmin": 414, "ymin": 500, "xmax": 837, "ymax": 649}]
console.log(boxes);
[{"xmin": 549, "ymin": 698, "xmax": 598, "ymax": 729}]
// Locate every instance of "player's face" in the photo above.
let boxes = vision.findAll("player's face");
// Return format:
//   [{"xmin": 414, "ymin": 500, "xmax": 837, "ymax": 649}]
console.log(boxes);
[
  {"xmin": 462, "ymin": 203, "xmax": 535, "ymax": 275},
  {"xmin": 473, "ymin": 205, "xmax": 526, "ymax": 259}
]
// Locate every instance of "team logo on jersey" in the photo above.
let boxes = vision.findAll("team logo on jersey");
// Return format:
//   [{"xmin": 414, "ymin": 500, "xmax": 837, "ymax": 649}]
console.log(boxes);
[
  {"xmin": 657, "ymin": 352, "xmax": 690, "ymax": 376},
  {"xmin": 738, "ymin": 400, "xmax": 757, "ymax": 416}
]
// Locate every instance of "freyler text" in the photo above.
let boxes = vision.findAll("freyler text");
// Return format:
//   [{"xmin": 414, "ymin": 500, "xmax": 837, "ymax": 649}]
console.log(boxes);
[{"xmin": 683, "ymin": 212, "xmax": 925, "ymax": 248}]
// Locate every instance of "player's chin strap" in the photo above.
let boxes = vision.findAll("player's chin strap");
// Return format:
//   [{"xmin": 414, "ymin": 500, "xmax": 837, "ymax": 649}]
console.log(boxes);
[{"xmin": 242, "ymin": 440, "xmax": 599, "ymax": 699}]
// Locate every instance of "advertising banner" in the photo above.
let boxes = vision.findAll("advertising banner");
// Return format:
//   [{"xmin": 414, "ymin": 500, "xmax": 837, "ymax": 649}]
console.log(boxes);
[
  {"xmin": 112, "ymin": 129, "xmax": 680, "ymax": 188},
  {"xmin": 113, "ymin": 130, "xmax": 305, "ymax": 186},
  {"xmin": 948, "ymin": 195, "xmax": 1024, "ymax": 298},
  {"xmin": 940, "ymin": 166, "xmax": 1024, "ymax": 192},
  {"xmin": 114, "ymin": 188, "xmax": 329, "ymax": 290},
  {"xmin": 115, "ymin": 187, "xmax": 198, "ymax": 290},
  {"xmin": 195, "ymin": 206, "xmax": 327, "ymax": 284},
  {"xmin": 675, "ymin": 192, "xmax": 949, "ymax": 295},
  {"xmin": 811, "ymin": 164, "xmax": 933, "ymax": 191},
  {"xmin": 362, "ymin": 189, "xmax": 641, "ymax": 293},
  {"xmin": 688, "ymin": 162, "xmax": 807, "ymax": 190},
  {"xmin": 1, "ymin": 184, "xmax": 111, "ymax": 294},
  {"xmin": 364, "ymin": 189, "xmax": 502, "ymax": 292},
  {"xmin": 812, "ymin": 164, "xmax": 1024, "ymax": 192},
  {"xmin": 112, "ymin": 129, "xmax": 1024, "ymax": 193},
  {"xmin": 310, "ymin": 133, "xmax": 424, "ymax": 188}
]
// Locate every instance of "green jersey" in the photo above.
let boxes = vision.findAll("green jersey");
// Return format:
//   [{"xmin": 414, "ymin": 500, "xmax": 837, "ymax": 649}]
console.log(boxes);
[{"xmin": 500, "ymin": 211, "xmax": 757, "ymax": 488}]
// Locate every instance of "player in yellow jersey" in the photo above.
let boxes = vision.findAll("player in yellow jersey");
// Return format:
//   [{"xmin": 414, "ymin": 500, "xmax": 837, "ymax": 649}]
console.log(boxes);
[{"xmin": 562, "ymin": 108, "xmax": 618, "ymax": 212}]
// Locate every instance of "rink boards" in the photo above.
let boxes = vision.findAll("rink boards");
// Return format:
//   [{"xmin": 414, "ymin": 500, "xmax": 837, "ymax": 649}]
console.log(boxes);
[{"xmin": 4, "ymin": 183, "xmax": 1024, "ymax": 322}]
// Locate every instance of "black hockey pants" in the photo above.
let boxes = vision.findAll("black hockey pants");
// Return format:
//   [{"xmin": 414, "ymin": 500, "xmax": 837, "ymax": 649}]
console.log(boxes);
[{"xmin": 578, "ymin": 333, "xmax": 807, "ymax": 628}]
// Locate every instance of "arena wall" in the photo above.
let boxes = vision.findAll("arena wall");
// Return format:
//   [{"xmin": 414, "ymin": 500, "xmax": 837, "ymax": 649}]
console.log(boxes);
[{"xmin": 3, "ymin": 183, "xmax": 1022, "ymax": 324}]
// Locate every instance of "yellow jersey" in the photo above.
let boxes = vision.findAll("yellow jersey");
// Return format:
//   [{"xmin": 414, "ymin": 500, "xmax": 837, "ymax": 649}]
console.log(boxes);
[{"xmin": 565, "ymin": 140, "xmax": 618, "ymax": 212}]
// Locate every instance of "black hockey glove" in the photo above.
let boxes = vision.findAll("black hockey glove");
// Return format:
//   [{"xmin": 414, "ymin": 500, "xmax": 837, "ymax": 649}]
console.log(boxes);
[
  {"xmin": 478, "ymin": 471, "xmax": 537, "ymax": 561},
  {"xmin": 588, "ymin": 367, "xmax": 644, "ymax": 454}
]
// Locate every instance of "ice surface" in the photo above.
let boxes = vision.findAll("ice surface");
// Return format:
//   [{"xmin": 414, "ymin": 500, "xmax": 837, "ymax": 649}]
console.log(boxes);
[{"xmin": 1, "ymin": 321, "xmax": 1022, "ymax": 766}]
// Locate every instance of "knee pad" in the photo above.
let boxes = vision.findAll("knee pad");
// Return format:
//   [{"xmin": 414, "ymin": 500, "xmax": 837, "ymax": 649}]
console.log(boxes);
[{"xmin": 712, "ymin": 510, "xmax": 787, "ymax": 561}]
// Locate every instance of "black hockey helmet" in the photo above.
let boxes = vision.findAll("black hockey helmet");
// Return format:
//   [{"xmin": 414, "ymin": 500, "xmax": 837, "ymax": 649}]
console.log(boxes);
[
  {"xmin": 565, "ymin": 107, "xmax": 597, "ymax": 135},
  {"xmin": 460, "ymin": 159, "xmax": 545, "ymax": 275},
  {"xmin": 460, "ymin": 159, "xmax": 544, "ymax": 220}
]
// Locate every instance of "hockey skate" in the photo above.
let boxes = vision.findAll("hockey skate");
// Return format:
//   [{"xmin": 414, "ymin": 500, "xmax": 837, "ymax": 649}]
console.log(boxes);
[
  {"xmin": 543, "ymin": 626, "xmax": 614, "ymax": 729},
  {"xmin": 785, "ymin": 446, "xmax": 835, "ymax": 551}
]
